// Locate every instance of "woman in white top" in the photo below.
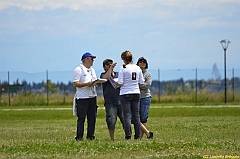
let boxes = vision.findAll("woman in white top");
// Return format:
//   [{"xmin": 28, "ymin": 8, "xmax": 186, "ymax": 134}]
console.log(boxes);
[{"xmin": 116, "ymin": 50, "xmax": 144, "ymax": 140}]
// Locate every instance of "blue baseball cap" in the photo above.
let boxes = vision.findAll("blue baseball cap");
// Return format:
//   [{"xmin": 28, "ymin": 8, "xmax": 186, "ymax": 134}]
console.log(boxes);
[{"xmin": 81, "ymin": 52, "xmax": 96, "ymax": 61}]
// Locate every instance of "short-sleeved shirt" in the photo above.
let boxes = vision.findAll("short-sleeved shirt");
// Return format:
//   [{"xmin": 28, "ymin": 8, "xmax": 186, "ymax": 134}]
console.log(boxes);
[
  {"xmin": 118, "ymin": 64, "xmax": 144, "ymax": 95},
  {"xmin": 72, "ymin": 64, "xmax": 97, "ymax": 99},
  {"xmin": 100, "ymin": 72, "xmax": 120, "ymax": 105}
]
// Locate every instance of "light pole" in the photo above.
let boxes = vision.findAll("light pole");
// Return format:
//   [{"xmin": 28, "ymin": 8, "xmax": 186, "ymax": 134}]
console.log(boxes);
[{"xmin": 220, "ymin": 39, "xmax": 230, "ymax": 104}]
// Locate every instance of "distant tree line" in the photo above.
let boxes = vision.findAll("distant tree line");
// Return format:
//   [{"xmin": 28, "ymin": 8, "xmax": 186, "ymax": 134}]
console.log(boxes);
[{"xmin": 1, "ymin": 77, "xmax": 240, "ymax": 96}]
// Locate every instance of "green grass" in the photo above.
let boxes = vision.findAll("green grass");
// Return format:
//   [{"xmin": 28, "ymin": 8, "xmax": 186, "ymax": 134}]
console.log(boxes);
[
  {"xmin": 1, "ymin": 90, "xmax": 240, "ymax": 106},
  {"xmin": 0, "ymin": 107, "xmax": 240, "ymax": 159}
]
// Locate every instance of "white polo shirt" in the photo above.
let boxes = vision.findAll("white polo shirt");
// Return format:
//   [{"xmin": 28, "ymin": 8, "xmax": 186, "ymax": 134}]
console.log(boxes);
[
  {"xmin": 118, "ymin": 64, "xmax": 144, "ymax": 95},
  {"xmin": 72, "ymin": 64, "xmax": 97, "ymax": 99}
]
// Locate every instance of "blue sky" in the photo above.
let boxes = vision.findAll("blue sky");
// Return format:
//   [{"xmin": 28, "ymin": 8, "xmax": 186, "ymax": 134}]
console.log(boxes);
[{"xmin": 0, "ymin": 0, "xmax": 240, "ymax": 82}]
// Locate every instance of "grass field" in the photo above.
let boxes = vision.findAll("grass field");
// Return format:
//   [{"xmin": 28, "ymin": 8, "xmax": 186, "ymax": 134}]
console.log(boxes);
[{"xmin": 0, "ymin": 106, "xmax": 240, "ymax": 159}]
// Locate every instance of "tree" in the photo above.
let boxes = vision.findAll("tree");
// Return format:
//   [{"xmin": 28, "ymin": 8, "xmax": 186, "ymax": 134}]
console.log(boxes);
[
  {"xmin": 44, "ymin": 80, "xmax": 59, "ymax": 94},
  {"xmin": 166, "ymin": 81, "xmax": 178, "ymax": 95}
]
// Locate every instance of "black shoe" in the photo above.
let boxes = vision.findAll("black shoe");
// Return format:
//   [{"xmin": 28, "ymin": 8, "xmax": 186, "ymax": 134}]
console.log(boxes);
[
  {"xmin": 134, "ymin": 134, "xmax": 140, "ymax": 140},
  {"xmin": 86, "ymin": 136, "xmax": 95, "ymax": 140},
  {"xmin": 147, "ymin": 131, "xmax": 153, "ymax": 139},
  {"xmin": 125, "ymin": 136, "xmax": 131, "ymax": 140},
  {"xmin": 75, "ymin": 137, "xmax": 83, "ymax": 141}
]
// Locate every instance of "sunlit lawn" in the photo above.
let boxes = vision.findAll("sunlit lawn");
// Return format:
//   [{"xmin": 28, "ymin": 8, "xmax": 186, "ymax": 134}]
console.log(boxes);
[{"xmin": 0, "ymin": 107, "xmax": 239, "ymax": 159}]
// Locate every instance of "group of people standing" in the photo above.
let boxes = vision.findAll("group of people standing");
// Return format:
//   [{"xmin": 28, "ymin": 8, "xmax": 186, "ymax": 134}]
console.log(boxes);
[{"xmin": 72, "ymin": 50, "xmax": 153, "ymax": 141}]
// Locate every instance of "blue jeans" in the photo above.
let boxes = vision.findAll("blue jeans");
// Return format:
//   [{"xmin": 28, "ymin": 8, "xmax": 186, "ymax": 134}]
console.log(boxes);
[
  {"xmin": 139, "ymin": 97, "xmax": 151, "ymax": 123},
  {"xmin": 105, "ymin": 104, "xmax": 124, "ymax": 130},
  {"xmin": 120, "ymin": 94, "xmax": 140, "ymax": 140}
]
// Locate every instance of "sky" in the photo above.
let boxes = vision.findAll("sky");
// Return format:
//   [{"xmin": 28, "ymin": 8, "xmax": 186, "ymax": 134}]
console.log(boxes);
[{"xmin": 0, "ymin": 0, "xmax": 240, "ymax": 82}]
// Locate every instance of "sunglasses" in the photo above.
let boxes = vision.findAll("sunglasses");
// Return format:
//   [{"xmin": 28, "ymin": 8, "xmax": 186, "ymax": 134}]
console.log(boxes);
[
  {"xmin": 139, "ymin": 60, "xmax": 146, "ymax": 63},
  {"xmin": 87, "ymin": 57, "xmax": 94, "ymax": 61},
  {"xmin": 105, "ymin": 62, "xmax": 113, "ymax": 66}
]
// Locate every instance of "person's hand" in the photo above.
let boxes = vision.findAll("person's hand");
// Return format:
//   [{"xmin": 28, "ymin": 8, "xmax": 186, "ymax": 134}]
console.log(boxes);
[
  {"xmin": 115, "ymin": 81, "xmax": 122, "ymax": 87},
  {"xmin": 110, "ymin": 62, "xmax": 117, "ymax": 69},
  {"xmin": 86, "ymin": 81, "xmax": 93, "ymax": 87},
  {"xmin": 96, "ymin": 83, "xmax": 102, "ymax": 88}
]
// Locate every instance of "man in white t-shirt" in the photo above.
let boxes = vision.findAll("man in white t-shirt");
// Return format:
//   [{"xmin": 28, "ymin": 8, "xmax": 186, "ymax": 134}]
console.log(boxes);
[{"xmin": 72, "ymin": 52, "xmax": 100, "ymax": 141}]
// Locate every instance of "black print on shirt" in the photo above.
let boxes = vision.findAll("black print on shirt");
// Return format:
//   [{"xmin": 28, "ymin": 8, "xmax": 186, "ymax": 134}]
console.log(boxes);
[{"xmin": 132, "ymin": 72, "xmax": 136, "ymax": 80}]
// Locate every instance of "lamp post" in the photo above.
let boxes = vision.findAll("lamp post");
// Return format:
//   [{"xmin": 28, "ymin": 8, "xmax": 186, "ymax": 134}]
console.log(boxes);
[{"xmin": 220, "ymin": 39, "xmax": 230, "ymax": 104}]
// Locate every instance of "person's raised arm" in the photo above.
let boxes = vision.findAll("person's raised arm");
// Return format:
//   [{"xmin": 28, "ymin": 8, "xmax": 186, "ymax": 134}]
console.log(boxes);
[{"xmin": 102, "ymin": 62, "xmax": 117, "ymax": 80}]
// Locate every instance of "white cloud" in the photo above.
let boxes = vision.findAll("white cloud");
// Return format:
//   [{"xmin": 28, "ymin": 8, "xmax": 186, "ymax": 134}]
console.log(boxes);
[
  {"xmin": 0, "ymin": 0, "xmax": 137, "ymax": 11},
  {"xmin": 1, "ymin": 0, "xmax": 239, "ymax": 11},
  {"xmin": 0, "ymin": 0, "xmax": 239, "ymax": 41},
  {"xmin": 190, "ymin": 17, "xmax": 219, "ymax": 28}
]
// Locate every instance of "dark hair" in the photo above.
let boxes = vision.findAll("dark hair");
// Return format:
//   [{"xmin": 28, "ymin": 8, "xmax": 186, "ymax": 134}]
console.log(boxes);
[
  {"xmin": 121, "ymin": 50, "xmax": 132, "ymax": 68},
  {"xmin": 137, "ymin": 57, "xmax": 148, "ymax": 69},
  {"xmin": 102, "ymin": 59, "xmax": 113, "ymax": 67}
]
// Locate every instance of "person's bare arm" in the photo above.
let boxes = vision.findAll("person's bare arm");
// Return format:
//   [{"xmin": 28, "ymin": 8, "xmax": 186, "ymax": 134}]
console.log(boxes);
[
  {"xmin": 73, "ymin": 81, "xmax": 93, "ymax": 88},
  {"xmin": 102, "ymin": 62, "xmax": 117, "ymax": 80}
]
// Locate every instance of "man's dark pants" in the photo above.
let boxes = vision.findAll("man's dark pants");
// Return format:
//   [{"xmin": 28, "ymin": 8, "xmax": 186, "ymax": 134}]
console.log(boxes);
[{"xmin": 75, "ymin": 97, "xmax": 97, "ymax": 140}]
